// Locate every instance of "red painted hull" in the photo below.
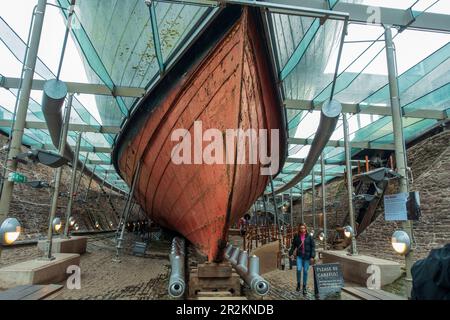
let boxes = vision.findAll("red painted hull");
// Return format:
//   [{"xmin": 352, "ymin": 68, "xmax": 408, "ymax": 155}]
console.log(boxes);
[{"xmin": 116, "ymin": 8, "xmax": 286, "ymax": 261}]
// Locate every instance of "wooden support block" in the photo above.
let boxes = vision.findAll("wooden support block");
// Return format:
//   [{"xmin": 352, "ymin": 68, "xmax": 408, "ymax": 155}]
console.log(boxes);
[
  {"xmin": 197, "ymin": 263, "xmax": 232, "ymax": 278},
  {"xmin": 196, "ymin": 291, "xmax": 232, "ymax": 297},
  {"xmin": 188, "ymin": 269, "xmax": 241, "ymax": 297}
]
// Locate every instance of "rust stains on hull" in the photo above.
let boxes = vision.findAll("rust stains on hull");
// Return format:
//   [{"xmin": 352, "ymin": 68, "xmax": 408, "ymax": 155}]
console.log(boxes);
[{"xmin": 116, "ymin": 7, "xmax": 286, "ymax": 261}]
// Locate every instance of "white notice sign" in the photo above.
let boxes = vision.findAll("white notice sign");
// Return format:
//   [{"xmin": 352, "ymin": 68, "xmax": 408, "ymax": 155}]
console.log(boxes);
[{"xmin": 384, "ymin": 193, "xmax": 408, "ymax": 221}]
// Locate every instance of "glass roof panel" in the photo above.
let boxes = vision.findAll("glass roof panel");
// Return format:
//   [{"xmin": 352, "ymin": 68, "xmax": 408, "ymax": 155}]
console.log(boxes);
[
  {"xmin": 2, "ymin": 0, "xmax": 450, "ymax": 196},
  {"xmin": 341, "ymin": 0, "xmax": 418, "ymax": 10}
]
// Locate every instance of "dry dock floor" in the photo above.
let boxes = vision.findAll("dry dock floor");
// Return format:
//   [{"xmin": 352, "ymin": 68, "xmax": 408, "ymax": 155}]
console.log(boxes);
[{"xmin": 1, "ymin": 234, "xmax": 390, "ymax": 300}]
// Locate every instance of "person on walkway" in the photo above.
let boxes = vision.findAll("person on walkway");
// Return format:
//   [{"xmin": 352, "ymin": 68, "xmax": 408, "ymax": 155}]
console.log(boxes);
[{"xmin": 289, "ymin": 223, "xmax": 316, "ymax": 294}]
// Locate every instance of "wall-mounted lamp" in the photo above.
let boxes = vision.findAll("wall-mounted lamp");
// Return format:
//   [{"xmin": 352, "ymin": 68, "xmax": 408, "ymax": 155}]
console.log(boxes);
[
  {"xmin": 391, "ymin": 230, "xmax": 411, "ymax": 255},
  {"xmin": 344, "ymin": 225, "xmax": 354, "ymax": 239},
  {"xmin": 52, "ymin": 217, "xmax": 62, "ymax": 233},
  {"xmin": 0, "ymin": 218, "xmax": 22, "ymax": 245}
]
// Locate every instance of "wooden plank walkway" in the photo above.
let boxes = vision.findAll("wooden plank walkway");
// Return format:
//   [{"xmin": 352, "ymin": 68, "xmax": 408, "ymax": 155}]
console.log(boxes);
[
  {"xmin": 342, "ymin": 287, "xmax": 406, "ymax": 300},
  {"xmin": 0, "ymin": 284, "xmax": 63, "ymax": 300}
]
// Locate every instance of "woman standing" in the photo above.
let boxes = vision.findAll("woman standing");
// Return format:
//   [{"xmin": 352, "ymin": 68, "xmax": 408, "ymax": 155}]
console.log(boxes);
[{"xmin": 289, "ymin": 223, "xmax": 316, "ymax": 294}]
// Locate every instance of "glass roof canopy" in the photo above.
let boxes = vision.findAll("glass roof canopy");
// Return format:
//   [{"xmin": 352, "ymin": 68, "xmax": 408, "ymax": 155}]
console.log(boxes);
[{"xmin": 0, "ymin": 0, "xmax": 449, "ymax": 196}]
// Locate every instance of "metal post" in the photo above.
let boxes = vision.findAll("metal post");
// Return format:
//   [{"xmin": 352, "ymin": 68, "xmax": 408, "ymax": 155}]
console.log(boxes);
[
  {"xmin": 289, "ymin": 188, "xmax": 294, "ymax": 230},
  {"xmin": 269, "ymin": 175, "xmax": 282, "ymax": 241},
  {"xmin": 96, "ymin": 171, "xmax": 108, "ymax": 203},
  {"xmin": 114, "ymin": 162, "xmax": 142, "ymax": 262},
  {"xmin": 343, "ymin": 113, "xmax": 358, "ymax": 255},
  {"xmin": 74, "ymin": 152, "xmax": 89, "ymax": 196},
  {"xmin": 84, "ymin": 165, "xmax": 96, "ymax": 201},
  {"xmin": 56, "ymin": 0, "xmax": 76, "ymax": 80},
  {"xmin": 312, "ymin": 169, "xmax": 316, "ymax": 232},
  {"xmin": 300, "ymin": 182, "xmax": 304, "ymax": 223},
  {"xmin": 0, "ymin": 0, "xmax": 47, "ymax": 221},
  {"xmin": 321, "ymin": 153, "xmax": 327, "ymax": 250},
  {"xmin": 63, "ymin": 132, "xmax": 82, "ymax": 238},
  {"xmin": 256, "ymin": 199, "xmax": 261, "ymax": 226},
  {"xmin": 44, "ymin": 93, "xmax": 73, "ymax": 260},
  {"xmin": 385, "ymin": 25, "xmax": 413, "ymax": 297},
  {"xmin": 262, "ymin": 195, "xmax": 267, "ymax": 226}
]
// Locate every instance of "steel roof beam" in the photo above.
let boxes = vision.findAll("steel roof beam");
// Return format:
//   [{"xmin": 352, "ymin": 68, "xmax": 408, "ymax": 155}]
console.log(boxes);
[
  {"xmin": 87, "ymin": 160, "xmax": 111, "ymax": 165},
  {"xmin": 288, "ymin": 137, "xmax": 395, "ymax": 150},
  {"xmin": 281, "ymin": 170, "xmax": 344, "ymax": 177},
  {"xmin": 266, "ymin": 0, "xmax": 450, "ymax": 33},
  {"xmin": 286, "ymin": 157, "xmax": 360, "ymax": 165},
  {"xmin": 32, "ymin": 143, "xmax": 113, "ymax": 154},
  {"xmin": 284, "ymin": 99, "xmax": 449, "ymax": 120},
  {"xmin": 155, "ymin": 0, "xmax": 349, "ymax": 20},
  {"xmin": 0, "ymin": 120, "xmax": 121, "ymax": 134},
  {"xmin": 155, "ymin": 0, "xmax": 450, "ymax": 32},
  {"xmin": 1, "ymin": 76, "xmax": 145, "ymax": 98}
]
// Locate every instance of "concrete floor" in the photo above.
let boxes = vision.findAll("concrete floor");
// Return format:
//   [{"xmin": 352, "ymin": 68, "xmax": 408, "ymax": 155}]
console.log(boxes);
[
  {"xmin": 0, "ymin": 234, "xmax": 387, "ymax": 300},
  {"xmin": 0, "ymin": 233, "xmax": 171, "ymax": 299}
]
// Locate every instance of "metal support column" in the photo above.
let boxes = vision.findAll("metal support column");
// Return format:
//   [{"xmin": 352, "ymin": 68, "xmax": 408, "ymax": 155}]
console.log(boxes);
[
  {"xmin": 114, "ymin": 162, "xmax": 142, "ymax": 262},
  {"xmin": 269, "ymin": 175, "xmax": 281, "ymax": 241},
  {"xmin": 321, "ymin": 153, "xmax": 327, "ymax": 250},
  {"xmin": 63, "ymin": 132, "xmax": 82, "ymax": 238},
  {"xmin": 96, "ymin": 171, "xmax": 108, "ymax": 203},
  {"xmin": 343, "ymin": 113, "xmax": 358, "ymax": 255},
  {"xmin": 0, "ymin": 0, "xmax": 47, "ymax": 220},
  {"xmin": 262, "ymin": 195, "xmax": 268, "ymax": 226},
  {"xmin": 311, "ymin": 169, "xmax": 316, "ymax": 232},
  {"xmin": 84, "ymin": 165, "xmax": 96, "ymax": 202},
  {"xmin": 385, "ymin": 25, "xmax": 413, "ymax": 297},
  {"xmin": 44, "ymin": 93, "xmax": 73, "ymax": 260},
  {"xmin": 289, "ymin": 188, "xmax": 294, "ymax": 229},
  {"xmin": 300, "ymin": 182, "xmax": 304, "ymax": 223},
  {"xmin": 74, "ymin": 152, "xmax": 89, "ymax": 196}
]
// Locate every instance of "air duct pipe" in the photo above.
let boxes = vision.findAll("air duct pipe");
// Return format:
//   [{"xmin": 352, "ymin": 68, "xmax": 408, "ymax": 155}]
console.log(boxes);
[
  {"xmin": 40, "ymin": 81, "xmax": 126, "ymax": 195},
  {"xmin": 168, "ymin": 237, "xmax": 186, "ymax": 298},
  {"xmin": 271, "ymin": 100, "xmax": 342, "ymax": 195},
  {"xmin": 224, "ymin": 243, "xmax": 270, "ymax": 296},
  {"xmin": 41, "ymin": 79, "xmax": 76, "ymax": 163}
]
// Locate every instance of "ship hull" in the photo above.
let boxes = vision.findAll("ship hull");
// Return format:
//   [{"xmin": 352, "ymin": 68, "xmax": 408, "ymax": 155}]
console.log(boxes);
[{"xmin": 114, "ymin": 7, "xmax": 286, "ymax": 261}]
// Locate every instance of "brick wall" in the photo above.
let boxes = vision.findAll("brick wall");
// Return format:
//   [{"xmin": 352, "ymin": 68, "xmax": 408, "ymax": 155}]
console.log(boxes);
[
  {"xmin": 0, "ymin": 135, "xmax": 141, "ymax": 239},
  {"xmin": 291, "ymin": 130, "xmax": 450, "ymax": 264},
  {"xmin": 357, "ymin": 130, "xmax": 450, "ymax": 263}
]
